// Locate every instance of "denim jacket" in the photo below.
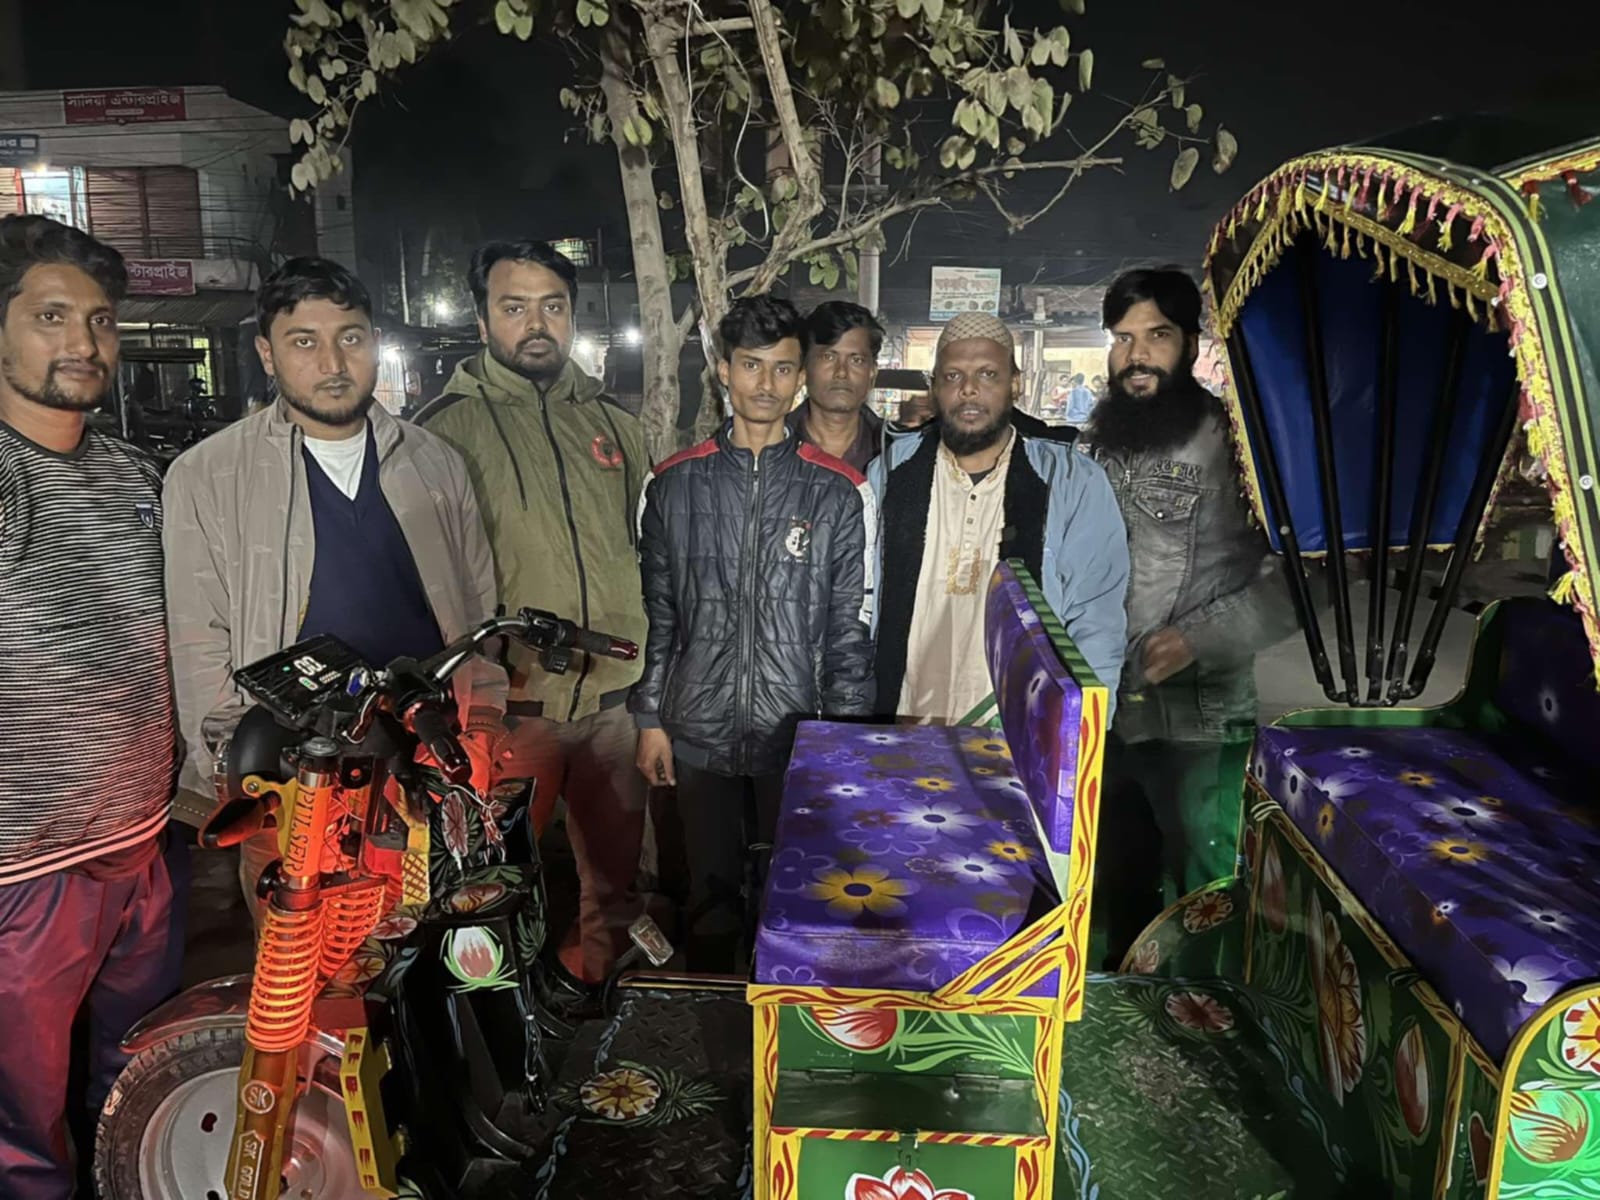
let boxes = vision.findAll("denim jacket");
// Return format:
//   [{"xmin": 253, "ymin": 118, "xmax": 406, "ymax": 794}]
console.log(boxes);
[{"xmin": 1088, "ymin": 408, "xmax": 1297, "ymax": 744}]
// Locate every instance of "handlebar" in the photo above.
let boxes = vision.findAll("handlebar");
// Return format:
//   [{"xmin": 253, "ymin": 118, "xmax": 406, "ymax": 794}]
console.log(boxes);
[
  {"xmin": 394, "ymin": 609, "xmax": 637, "ymax": 777},
  {"xmin": 416, "ymin": 607, "xmax": 638, "ymax": 691}
]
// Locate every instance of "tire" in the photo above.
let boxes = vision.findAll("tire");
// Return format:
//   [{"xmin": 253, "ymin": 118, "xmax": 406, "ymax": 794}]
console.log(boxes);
[{"xmin": 94, "ymin": 1023, "xmax": 372, "ymax": 1200}]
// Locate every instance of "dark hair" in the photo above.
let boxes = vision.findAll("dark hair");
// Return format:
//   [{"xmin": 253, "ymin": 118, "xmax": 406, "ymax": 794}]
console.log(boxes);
[
  {"xmin": 719, "ymin": 294, "xmax": 808, "ymax": 360},
  {"xmin": 1102, "ymin": 266, "xmax": 1202, "ymax": 336},
  {"xmin": 805, "ymin": 300, "xmax": 884, "ymax": 357},
  {"xmin": 469, "ymin": 239, "xmax": 579, "ymax": 315},
  {"xmin": 0, "ymin": 214, "xmax": 127, "ymax": 321},
  {"xmin": 256, "ymin": 256, "xmax": 372, "ymax": 338}
]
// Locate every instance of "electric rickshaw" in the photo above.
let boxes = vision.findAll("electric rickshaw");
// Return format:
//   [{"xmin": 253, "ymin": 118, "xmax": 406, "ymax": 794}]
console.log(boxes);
[{"xmin": 100, "ymin": 118, "xmax": 1600, "ymax": 1200}]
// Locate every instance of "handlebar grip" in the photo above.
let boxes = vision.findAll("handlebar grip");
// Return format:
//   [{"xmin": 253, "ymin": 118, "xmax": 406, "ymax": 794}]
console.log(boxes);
[
  {"xmin": 408, "ymin": 702, "xmax": 471, "ymax": 785},
  {"xmin": 569, "ymin": 625, "xmax": 639, "ymax": 661}
]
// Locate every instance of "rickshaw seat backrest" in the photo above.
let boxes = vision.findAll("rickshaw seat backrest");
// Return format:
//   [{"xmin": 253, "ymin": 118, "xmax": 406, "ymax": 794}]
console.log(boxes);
[
  {"xmin": 983, "ymin": 561, "xmax": 1094, "ymax": 856},
  {"xmin": 1490, "ymin": 596, "xmax": 1600, "ymax": 776}
]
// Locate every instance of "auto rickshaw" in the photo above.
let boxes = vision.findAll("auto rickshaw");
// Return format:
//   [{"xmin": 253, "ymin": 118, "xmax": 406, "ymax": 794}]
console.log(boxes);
[{"xmin": 101, "ymin": 118, "xmax": 1600, "ymax": 1200}]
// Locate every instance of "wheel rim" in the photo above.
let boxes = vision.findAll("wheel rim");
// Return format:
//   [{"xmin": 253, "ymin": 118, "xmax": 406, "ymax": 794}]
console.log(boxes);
[{"xmin": 137, "ymin": 1066, "xmax": 364, "ymax": 1200}]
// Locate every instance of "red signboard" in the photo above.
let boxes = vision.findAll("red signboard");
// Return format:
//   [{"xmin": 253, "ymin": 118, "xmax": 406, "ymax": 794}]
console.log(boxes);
[
  {"xmin": 63, "ymin": 88, "xmax": 187, "ymax": 126},
  {"xmin": 126, "ymin": 260, "xmax": 195, "ymax": 297}
]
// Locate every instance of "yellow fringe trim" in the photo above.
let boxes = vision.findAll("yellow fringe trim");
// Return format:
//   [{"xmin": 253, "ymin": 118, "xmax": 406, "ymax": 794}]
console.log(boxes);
[
  {"xmin": 1507, "ymin": 141, "xmax": 1600, "ymax": 189},
  {"xmin": 1552, "ymin": 570, "xmax": 1578, "ymax": 605}
]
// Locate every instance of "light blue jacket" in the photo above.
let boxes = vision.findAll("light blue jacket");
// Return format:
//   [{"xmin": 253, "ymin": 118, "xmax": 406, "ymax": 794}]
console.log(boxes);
[{"xmin": 868, "ymin": 427, "xmax": 1129, "ymax": 720}]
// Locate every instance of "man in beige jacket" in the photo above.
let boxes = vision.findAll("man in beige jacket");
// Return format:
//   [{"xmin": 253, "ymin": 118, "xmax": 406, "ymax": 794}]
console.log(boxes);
[{"xmin": 163, "ymin": 258, "xmax": 505, "ymax": 913}]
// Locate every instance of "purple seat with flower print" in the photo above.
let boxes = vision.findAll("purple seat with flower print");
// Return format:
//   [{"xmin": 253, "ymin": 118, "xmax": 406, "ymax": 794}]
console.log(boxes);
[
  {"xmin": 754, "ymin": 562, "xmax": 1087, "ymax": 992},
  {"xmin": 1250, "ymin": 598, "xmax": 1600, "ymax": 1062}
]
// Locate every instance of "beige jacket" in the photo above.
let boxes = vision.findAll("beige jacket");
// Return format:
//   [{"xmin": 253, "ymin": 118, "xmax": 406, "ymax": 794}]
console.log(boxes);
[{"xmin": 162, "ymin": 400, "xmax": 506, "ymax": 819}]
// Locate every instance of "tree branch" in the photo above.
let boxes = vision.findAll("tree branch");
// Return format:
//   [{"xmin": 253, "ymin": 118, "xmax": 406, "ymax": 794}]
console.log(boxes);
[{"xmin": 742, "ymin": 0, "xmax": 826, "ymax": 295}]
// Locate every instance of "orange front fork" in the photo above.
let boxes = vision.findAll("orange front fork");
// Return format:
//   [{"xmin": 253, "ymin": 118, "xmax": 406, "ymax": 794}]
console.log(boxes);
[{"xmin": 226, "ymin": 743, "xmax": 337, "ymax": 1200}]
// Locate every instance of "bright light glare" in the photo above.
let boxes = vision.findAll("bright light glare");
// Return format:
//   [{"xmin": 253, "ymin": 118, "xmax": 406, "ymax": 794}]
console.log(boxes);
[
  {"xmin": 432, "ymin": 299, "xmax": 454, "ymax": 322},
  {"xmin": 381, "ymin": 345, "xmax": 403, "ymax": 364},
  {"xmin": 624, "ymin": 326, "xmax": 642, "ymax": 346},
  {"xmin": 575, "ymin": 336, "xmax": 596, "ymax": 357},
  {"xmin": 30, "ymin": 162, "xmax": 50, "ymax": 177}
]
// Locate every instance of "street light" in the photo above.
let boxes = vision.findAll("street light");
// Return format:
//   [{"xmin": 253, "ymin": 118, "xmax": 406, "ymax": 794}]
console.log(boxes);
[
  {"xmin": 432, "ymin": 298, "xmax": 454, "ymax": 323},
  {"xmin": 624, "ymin": 326, "xmax": 642, "ymax": 346},
  {"xmin": 574, "ymin": 336, "xmax": 596, "ymax": 359}
]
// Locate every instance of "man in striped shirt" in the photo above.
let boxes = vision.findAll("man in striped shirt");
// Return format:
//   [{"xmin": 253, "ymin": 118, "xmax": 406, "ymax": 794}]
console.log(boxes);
[{"xmin": 0, "ymin": 216, "xmax": 176, "ymax": 1197}]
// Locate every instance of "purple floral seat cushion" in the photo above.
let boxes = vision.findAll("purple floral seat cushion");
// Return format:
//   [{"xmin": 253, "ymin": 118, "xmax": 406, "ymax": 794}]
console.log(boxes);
[
  {"xmin": 1252, "ymin": 724, "xmax": 1600, "ymax": 1060},
  {"xmin": 754, "ymin": 721, "xmax": 1056, "ymax": 992},
  {"xmin": 984, "ymin": 563, "xmax": 1082, "ymax": 853}
]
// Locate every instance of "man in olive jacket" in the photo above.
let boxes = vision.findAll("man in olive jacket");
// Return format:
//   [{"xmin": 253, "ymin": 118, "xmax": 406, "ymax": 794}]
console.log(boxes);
[
  {"xmin": 417, "ymin": 239, "xmax": 648, "ymax": 984},
  {"xmin": 1085, "ymin": 267, "xmax": 1299, "ymax": 965}
]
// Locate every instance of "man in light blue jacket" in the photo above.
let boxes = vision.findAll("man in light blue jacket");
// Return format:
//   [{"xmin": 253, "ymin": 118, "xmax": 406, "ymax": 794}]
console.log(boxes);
[{"xmin": 869, "ymin": 313, "xmax": 1129, "ymax": 724}]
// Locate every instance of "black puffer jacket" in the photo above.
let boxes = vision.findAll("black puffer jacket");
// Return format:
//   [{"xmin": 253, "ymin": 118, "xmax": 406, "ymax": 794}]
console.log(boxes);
[{"xmin": 629, "ymin": 424, "xmax": 876, "ymax": 776}]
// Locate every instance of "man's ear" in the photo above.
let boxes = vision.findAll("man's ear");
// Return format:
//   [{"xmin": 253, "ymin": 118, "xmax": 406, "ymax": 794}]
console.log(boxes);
[
  {"xmin": 1185, "ymin": 332, "xmax": 1201, "ymax": 366},
  {"xmin": 476, "ymin": 312, "xmax": 489, "ymax": 345},
  {"xmin": 716, "ymin": 358, "xmax": 730, "ymax": 390},
  {"xmin": 254, "ymin": 335, "xmax": 275, "ymax": 378}
]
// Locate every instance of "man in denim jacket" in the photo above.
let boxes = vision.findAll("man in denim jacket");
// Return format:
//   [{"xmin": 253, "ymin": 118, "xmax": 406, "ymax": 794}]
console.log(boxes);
[{"xmin": 1084, "ymin": 267, "xmax": 1299, "ymax": 965}]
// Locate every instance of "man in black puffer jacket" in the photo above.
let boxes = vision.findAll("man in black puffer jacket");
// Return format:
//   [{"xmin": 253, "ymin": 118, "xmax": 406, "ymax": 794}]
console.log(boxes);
[{"xmin": 631, "ymin": 296, "xmax": 876, "ymax": 972}]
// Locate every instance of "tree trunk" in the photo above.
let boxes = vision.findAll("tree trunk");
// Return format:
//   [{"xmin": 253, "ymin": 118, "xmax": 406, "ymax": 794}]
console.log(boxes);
[{"xmin": 599, "ymin": 28, "xmax": 681, "ymax": 462}]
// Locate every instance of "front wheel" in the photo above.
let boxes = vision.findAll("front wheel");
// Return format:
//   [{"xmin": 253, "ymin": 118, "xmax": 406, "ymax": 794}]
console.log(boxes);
[{"xmin": 94, "ymin": 1023, "xmax": 377, "ymax": 1200}]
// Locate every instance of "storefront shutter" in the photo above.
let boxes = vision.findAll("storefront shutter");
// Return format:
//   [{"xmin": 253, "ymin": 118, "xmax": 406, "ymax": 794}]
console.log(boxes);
[
  {"xmin": 86, "ymin": 168, "xmax": 146, "ymax": 254},
  {"xmin": 142, "ymin": 166, "xmax": 202, "ymax": 258}
]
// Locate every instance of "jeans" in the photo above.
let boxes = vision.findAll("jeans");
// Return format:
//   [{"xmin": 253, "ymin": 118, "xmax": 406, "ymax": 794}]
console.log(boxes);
[{"xmin": 673, "ymin": 762, "xmax": 783, "ymax": 975}]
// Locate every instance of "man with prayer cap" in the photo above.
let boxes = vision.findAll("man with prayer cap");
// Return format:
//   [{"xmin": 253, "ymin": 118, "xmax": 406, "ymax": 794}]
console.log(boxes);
[{"xmin": 869, "ymin": 312, "xmax": 1130, "ymax": 725}]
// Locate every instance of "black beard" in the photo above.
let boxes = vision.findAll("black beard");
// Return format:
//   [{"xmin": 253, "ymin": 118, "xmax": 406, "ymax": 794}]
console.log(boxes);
[
  {"xmin": 489, "ymin": 332, "xmax": 567, "ymax": 384},
  {"xmin": 280, "ymin": 383, "xmax": 374, "ymax": 427},
  {"xmin": 2, "ymin": 359, "xmax": 108, "ymax": 412},
  {"xmin": 1086, "ymin": 367, "xmax": 1217, "ymax": 456},
  {"xmin": 939, "ymin": 410, "xmax": 1010, "ymax": 457}
]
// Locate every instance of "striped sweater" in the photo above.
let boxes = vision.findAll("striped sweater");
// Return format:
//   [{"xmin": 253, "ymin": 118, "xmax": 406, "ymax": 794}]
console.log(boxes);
[{"xmin": 0, "ymin": 421, "xmax": 175, "ymax": 884}]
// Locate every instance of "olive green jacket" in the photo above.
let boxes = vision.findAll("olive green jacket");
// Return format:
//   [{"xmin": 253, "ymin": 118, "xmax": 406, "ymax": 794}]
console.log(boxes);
[{"xmin": 418, "ymin": 352, "xmax": 649, "ymax": 720}]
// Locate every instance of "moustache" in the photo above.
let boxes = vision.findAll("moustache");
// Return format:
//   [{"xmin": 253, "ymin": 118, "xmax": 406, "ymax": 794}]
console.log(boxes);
[
  {"xmin": 316, "ymin": 375, "xmax": 355, "ymax": 391},
  {"xmin": 517, "ymin": 335, "xmax": 557, "ymax": 354},
  {"xmin": 1116, "ymin": 364, "xmax": 1169, "ymax": 386},
  {"xmin": 50, "ymin": 358, "xmax": 106, "ymax": 377}
]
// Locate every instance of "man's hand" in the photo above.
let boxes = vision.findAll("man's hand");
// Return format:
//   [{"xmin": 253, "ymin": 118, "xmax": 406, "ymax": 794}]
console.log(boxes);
[
  {"xmin": 1142, "ymin": 626, "xmax": 1196, "ymax": 686},
  {"xmin": 635, "ymin": 727, "xmax": 675, "ymax": 787}
]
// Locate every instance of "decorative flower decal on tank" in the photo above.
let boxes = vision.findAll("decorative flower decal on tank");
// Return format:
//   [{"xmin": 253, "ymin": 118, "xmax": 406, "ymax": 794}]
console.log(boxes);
[
  {"xmin": 807, "ymin": 1005, "xmax": 900, "ymax": 1052},
  {"xmin": 442, "ymin": 926, "xmax": 517, "ymax": 992},
  {"xmin": 845, "ymin": 1165, "xmax": 974, "ymax": 1200}
]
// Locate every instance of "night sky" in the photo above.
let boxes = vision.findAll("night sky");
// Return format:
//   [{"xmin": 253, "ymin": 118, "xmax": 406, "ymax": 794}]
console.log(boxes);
[{"xmin": 19, "ymin": 0, "xmax": 1600, "ymax": 295}]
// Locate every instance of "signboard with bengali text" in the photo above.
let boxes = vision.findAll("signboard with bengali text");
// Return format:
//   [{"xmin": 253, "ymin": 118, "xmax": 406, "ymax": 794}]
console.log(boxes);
[
  {"xmin": 929, "ymin": 266, "xmax": 1003, "ymax": 321},
  {"xmin": 0, "ymin": 133, "xmax": 41, "ymax": 167},
  {"xmin": 126, "ymin": 260, "xmax": 196, "ymax": 297},
  {"xmin": 63, "ymin": 88, "xmax": 187, "ymax": 126}
]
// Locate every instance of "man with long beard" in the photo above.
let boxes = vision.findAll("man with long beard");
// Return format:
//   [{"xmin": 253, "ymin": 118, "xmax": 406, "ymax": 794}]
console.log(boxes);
[
  {"xmin": 872, "ymin": 312, "xmax": 1129, "ymax": 726},
  {"xmin": 1085, "ymin": 267, "xmax": 1296, "ymax": 965},
  {"xmin": 164, "ymin": 257, "xmax": 506, "ymax": 917}
]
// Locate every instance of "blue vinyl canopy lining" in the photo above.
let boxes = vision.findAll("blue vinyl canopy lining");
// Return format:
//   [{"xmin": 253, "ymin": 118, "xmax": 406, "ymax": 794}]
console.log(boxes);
[{"xmin": 1237, "ymin": 247, "xmax": 1518, "ymax": 555}]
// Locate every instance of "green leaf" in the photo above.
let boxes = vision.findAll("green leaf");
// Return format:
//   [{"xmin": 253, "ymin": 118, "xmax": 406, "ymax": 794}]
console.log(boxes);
[
  {"xmin": 956, "ymin": 99, "xmax": 981, "ymax": 136},
  {"xmin": 289, "ymin": 118, "xmax": 314, "ymax": 145},
  {"xmin": 1077, "ymin": 47, "xmax": 1093, "ymax": 91},
  {"xmin": 658, "ymin": 190, "xmax": 674, "ymax": 209},
  {"xmin": 1213, "ymin": 125, "xmax": 1238, "ymax": 174},
  {"xmin": 957, "ymin": 142, "xmax": 976, "ymax": 170},
  {"xmin": 1185, "ymin": 102, "xmax": 1204, "ymax": 133},
  {"xmin": 921, "ymin": 0, "xmax": 943, "ymax": 19},
  {"xmin": 512, "ymin": 11, "xmax": 533, "ymax": 37},
  {"xmin": 290, "ymin": 159, "xmax": 313, "ymax": 192},
  {"xmin": 1170, "ymin": 145, "xmax": 1199, "ymax": 190},
  {"xmin": 306, "ymin": 73, "xmax": 328, "ymax": 105},
  {"xmin": 1030, "ymin": 37, "xmax": 1050, "ymax": 67},
  {"xmin": 896, "ymin": 0, "xmax": 920, "ymax": 19},
  {"xmin": 494, "ymin": 0, "xmax": 516, "ymax": 33},
  {"xmin": 938, "ymin": 135, "xmax": 965, "ymax": 169},
  {"xmin": 1059, "ymin": 0, "xmax": 1084, "ymax": 12},
  {"xmin": 1006, "ymin": 136, "xmax": 1025, "ymax": 155},
  {"xmin": 873, "ymin": 76, "xmax": 901, "ymax": 108},
  {"xmin": 1003, "ymin": 18, "xmax": 1023, "ymax": 66},
  {"xmin": 1141, "ymin": 57, "xmax": 1165, "ymax": 69},
  {"xmin": 588, "ymin": 112, "xmax": 608, "ymax": 142}
]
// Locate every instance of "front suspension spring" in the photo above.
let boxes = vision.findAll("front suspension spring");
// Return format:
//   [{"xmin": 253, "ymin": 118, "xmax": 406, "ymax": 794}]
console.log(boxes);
[
  {"xmin": 318, "ymin": 882, "xmax": 389, "ymax": 980},
  {"xmin": 246, "ymin": 905, "xmax": 324, "ymax": 1053}
]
